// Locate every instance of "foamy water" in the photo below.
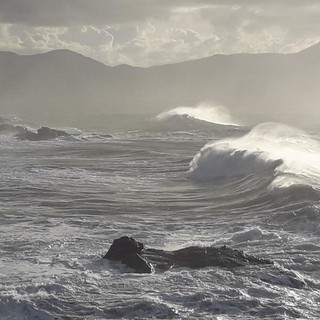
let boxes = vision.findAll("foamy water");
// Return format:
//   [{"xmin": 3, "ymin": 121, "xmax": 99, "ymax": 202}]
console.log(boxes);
[{"xmin": 1, "ymin": 115, "xmax": 320, "ymax": 319}]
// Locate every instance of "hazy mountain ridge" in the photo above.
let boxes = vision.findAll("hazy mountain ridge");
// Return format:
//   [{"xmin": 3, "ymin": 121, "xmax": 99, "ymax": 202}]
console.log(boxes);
[{"xmin": 1, "ymin": 44, "xmax": 320, "ymax": 126}]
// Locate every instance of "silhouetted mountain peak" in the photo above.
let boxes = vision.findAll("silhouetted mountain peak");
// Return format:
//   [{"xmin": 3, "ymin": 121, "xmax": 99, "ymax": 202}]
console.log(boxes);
[
  {"xmin": 43, "ymin": 49, "xmax": 76, "ymax": 56},
  {"xmin": 39, "ymin": 49, "xmax": 109, "ymax": 68}
]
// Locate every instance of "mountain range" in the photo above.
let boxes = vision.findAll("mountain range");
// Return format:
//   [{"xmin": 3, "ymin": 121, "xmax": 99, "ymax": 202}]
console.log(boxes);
[{"xmin": 1, "ymin": 43, "xmax": 320, "ymax": 127}]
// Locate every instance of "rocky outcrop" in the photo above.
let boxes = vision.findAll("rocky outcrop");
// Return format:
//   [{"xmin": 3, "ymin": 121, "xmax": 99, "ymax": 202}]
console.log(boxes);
[
  {"xmin": 0, "ymin": 123, "xmax": 70, "ymax": 140},
  {"xmin": 0, "ymin": 122, "xmax": 113, "ymax": 141},
  {"xmin": 103, "ymin": 236, "xmax": 273, "ymax": 273},
  {"xmin": 16, "ymin": 126, "xmax": 70, "ymax": 141},
  {"xmin": 103, "ymin": 236, "xmax": 153, "ymax": 273}
]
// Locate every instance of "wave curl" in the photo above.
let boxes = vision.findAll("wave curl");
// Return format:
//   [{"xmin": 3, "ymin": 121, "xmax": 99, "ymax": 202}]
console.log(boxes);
[{"xmin": 188, "ymin": 122, "xmax": 320, "ymax": 190}]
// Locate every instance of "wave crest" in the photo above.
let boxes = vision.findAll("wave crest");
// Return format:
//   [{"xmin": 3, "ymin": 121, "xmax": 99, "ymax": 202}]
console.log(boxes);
[
  {"xmin": 188, "ymin": 122, "xmax": 320, "ymax": 190},
  {"xmin": 156, "ymin": 103, "xmax": 239, "ymax": 126}
]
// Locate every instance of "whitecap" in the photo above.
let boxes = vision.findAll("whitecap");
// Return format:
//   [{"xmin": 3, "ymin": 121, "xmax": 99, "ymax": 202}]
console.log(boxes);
[
  {"xmin": 156, "ymin": 102, "xmax": 239, "ymax": 126},
  {"xmin": 188, "ymin": 122, "xmax": 320, "ymax": 190}
]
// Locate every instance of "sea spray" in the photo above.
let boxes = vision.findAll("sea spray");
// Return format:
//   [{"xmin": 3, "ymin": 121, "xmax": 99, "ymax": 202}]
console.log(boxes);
[
  {"xmin": 188, "ymin": 122, "xmax": 320, "ymax": 190},
  {"xmin": 156, "ymin": 103, "xmax": 239, "ymax": 126}
]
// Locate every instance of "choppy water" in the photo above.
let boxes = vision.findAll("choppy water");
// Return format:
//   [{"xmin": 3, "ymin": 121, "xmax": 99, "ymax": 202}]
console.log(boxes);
[{"xmin": 1, "ymin": 112, "xmax": 320, "ymax": 319}]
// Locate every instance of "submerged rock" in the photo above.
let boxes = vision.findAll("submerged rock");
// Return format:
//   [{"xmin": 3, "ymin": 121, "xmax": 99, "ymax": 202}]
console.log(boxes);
[{"xmin": 103, "ymin": 236, "xmax": 273, "ymax": 273}]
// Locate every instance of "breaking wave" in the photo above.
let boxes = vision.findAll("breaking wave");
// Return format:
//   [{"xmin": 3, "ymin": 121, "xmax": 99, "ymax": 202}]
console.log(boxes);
[
  {"xmin": 156, "ymin": 103, "xmax": 239, "ymax": 126},
  {"xmin": 188, "ymin": 122, "xmax": 320, "ymax": 190}
]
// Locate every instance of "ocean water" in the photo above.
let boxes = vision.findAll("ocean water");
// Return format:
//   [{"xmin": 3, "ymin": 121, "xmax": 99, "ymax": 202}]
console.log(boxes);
[{"xmin": 1, "ymin": 109, "xmax": 320, "ymax": 319}]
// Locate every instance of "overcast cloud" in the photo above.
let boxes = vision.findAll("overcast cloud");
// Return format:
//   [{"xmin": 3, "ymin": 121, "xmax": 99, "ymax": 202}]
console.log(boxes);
[{"xmin": 0, "ymin": 0, "xmax": 320, "ymax": 66}]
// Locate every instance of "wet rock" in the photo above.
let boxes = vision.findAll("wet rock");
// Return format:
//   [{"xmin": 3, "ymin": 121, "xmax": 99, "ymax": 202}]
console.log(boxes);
[
  {"xmin": 37, "ymin": 126, "xmax": 70, "ymax": 140},
  {"xmin": 16, "ymin": 126, "xmax": 70, "ymax": 141},
  {"xmin": 103, "ymin": 236, "xmax": 152, "ymax": 273},
  {"xmin": 103, "ymin": 236, "xmax": 273, "ymax": 273}
]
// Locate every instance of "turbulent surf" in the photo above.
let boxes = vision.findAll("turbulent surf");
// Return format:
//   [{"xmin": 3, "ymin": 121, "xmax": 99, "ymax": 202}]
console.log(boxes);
[{"xmin": 1, "ymin": 114, "xmax": 320, "ymax": 319}]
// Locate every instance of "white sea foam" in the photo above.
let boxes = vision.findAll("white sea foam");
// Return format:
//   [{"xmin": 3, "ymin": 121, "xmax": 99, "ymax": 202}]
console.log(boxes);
[
  {"xmin": 231, "ymin": 227, "xmax": 279, "ymax": 243},
  {"xmin": 156, "ymin": 103, "xmax": 239, "ymax": 126},
  {"xmin": 188, "ymin": 122, "xmax": 320, "ymax": 189}
]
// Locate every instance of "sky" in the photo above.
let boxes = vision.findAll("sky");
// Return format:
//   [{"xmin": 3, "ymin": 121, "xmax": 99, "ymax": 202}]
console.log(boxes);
[{"xmin": 1, "ymin": 0, "xmax": 320, "ymax": 67}]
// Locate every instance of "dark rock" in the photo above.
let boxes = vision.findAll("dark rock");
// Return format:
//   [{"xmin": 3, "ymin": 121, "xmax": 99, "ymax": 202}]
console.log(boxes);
[
  {"xmin": 104, "ymin": 236, "xmax": 144, "ymax": 260},
  {"xmin": 0, "ymin": 122, "xmax": 112, "ymax": 141},
  {"xmin": 37, "ymin": 126, "xmax": 69, "ymax": 140},
  {"xmin": 16, "ymin": 128, "xmax": 38, "ymax": 140},
  {"xmin": 103, "ymin": 236, "xmax": 152, "ymax": 273},
  {"xmin": 16, "ymin": 126, "xmax": 70, "ymax": 141},
  {"xmin": 122, "ymin": 253, "xmax": 153, "ymax": 274},
  {"xmin": 103, "ymin": 236, "xmax": 273, "ymax": 273}
]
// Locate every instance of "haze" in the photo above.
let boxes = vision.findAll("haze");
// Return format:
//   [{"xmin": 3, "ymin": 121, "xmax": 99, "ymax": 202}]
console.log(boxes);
[{"xmin": 1, "ymin": 1, "xmax": 320, "ymax": 129}]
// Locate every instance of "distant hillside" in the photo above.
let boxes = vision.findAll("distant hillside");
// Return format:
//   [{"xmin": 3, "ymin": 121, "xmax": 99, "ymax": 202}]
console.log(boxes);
[{"xmin": 1, "ymin": 44, "xmax": 320, "ymax": 126}]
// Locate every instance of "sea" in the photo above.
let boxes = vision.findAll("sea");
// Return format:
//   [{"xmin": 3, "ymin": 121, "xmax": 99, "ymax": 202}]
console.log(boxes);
[{"xmin": 1, "ymin": 106, "xmax": 320, "ymax": 319}]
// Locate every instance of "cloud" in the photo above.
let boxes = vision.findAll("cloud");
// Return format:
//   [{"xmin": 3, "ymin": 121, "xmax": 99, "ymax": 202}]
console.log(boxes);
[
  {"xmin": 0, "ymin": 1, "xmax": 320, "ymax": 66},
  {"xmin": 62, "ymin": 26, "xmax": 114, "ymax": 48},
  {"xmin": 0, "ymin": 24, "xmax": 22, "ymax": 50},
  {"xmin": 0, "ymin": 0, "xmax": 179, "ymax": 27},
  {"xmin": 1, "ymin": 1, "xmax": 320, "ymax": 27}
]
